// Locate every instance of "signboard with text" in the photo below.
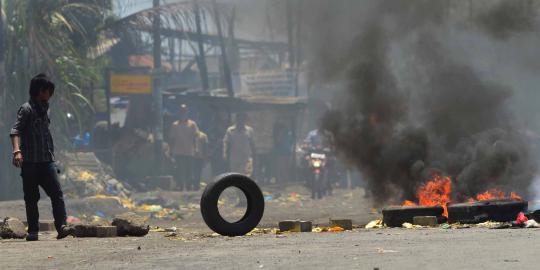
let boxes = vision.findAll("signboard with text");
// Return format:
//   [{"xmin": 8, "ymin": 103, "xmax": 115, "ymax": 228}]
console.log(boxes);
[{"xmin": 110, "ymin": 74, "xmax": 152, "ymax": 95}]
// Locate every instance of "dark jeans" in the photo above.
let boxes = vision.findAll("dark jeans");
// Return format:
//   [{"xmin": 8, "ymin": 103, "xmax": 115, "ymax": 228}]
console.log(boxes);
[
  {"xmin": 21, "ymin": 162, "xmax": 67, "ymax": 233},
  {"xmin": 174, "ymin": 155, "xmax": 194, "ymax": 191},
  {"xmin": 193, "ymin": 158, "xmax": 204, "ymax": 191}
]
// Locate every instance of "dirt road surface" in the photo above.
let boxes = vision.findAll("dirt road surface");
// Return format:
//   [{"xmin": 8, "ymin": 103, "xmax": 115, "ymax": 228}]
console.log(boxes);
[
  {"xmin": 1, "ymin": 187, "xmax": 539, "ymax": 270},
  {"xmin": 1, "ymin": 228, "xmax": 539, "ymax": 270}
]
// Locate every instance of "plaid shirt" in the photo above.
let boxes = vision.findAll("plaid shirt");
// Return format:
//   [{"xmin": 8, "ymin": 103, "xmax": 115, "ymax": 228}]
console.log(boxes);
[{"xmin": 9, "ymin": 100, "xmax": 55, "ymax": 163}]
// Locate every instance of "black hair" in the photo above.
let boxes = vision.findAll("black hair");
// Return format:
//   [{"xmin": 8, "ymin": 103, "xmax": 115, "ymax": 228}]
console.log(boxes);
[{"xmin": 29, "ymin": 73, "xmax": 55, "ymax": 97}]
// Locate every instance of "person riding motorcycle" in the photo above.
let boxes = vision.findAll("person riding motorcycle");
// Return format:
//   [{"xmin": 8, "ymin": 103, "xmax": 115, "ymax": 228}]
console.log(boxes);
[{"xmin": 301, "ymin": 129, "xmax": 335, "ymax": 199}]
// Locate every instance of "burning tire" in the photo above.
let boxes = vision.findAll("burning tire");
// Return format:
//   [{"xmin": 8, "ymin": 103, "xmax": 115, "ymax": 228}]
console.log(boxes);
[
  {"xmin": 382, "ymin": 206, "xmax": 445, "ymax": 227},
  {"xmin": 200, "ymin": 173, "xmax": 265, "ymax": 236},
  {"xmin": 447, "ymin": 199, "xmax": 527, "ymax": 224}
]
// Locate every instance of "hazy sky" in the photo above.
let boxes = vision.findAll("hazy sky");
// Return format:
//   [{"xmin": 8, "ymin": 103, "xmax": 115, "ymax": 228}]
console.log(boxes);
[{"xmin": 113, "ymin": 0, "xmax": 282, "ymax": 41}]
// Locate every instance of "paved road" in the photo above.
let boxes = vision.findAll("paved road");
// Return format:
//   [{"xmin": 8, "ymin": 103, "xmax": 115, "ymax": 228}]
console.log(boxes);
[{"xmin": 2, "ymin": 227, "xmax": 539, "ymax": 270}]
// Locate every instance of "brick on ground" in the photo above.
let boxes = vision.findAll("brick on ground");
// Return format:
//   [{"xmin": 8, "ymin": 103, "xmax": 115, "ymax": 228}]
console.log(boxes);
[
  {"xmin": 74, "ymin": 224, "xmax": 98, "ymax": 237},
  {"xmin": 23, "ymin": 220, "xmax": 60, "ymax": 232},
  {"xmin": 279, "ymin": 220, "xmax": 312, "ymax": 232},
  {"xmin": 330, "ymin": 219, "xmax": 353, "ymax": 230}
]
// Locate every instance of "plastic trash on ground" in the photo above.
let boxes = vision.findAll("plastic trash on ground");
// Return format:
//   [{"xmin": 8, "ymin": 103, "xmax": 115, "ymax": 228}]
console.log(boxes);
[{"xmin": 365, "ymin": 220, "xmax": 384, "ymax": 229}]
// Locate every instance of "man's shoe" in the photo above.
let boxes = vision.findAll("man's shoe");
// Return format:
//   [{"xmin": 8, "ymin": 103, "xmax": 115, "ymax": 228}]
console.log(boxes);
[
  {"xmin": 56, "ymin": 225, "xmax": 75, "ymax": 240},
  {"xmin": 26, "ymin": 233, "xmax": 39, "ymax": 241}
]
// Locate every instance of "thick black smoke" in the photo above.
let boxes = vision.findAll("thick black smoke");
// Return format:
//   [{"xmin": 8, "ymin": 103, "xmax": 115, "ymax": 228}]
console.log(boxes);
[
  {"xmin": 476, "ymin": 0, "xmax": 537, "ymax": 40},
  {"xmin": 302, "ymin": 0, "xmax": 537, "ymax": 205}
]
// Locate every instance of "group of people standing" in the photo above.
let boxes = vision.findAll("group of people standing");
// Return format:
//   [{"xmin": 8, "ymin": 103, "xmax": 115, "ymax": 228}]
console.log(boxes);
[{"xmin": 168, "ymin": 104, "xmax": 255, "ymax": 191}]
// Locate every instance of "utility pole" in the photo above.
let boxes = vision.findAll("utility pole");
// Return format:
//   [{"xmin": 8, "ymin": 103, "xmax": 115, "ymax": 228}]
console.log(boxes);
[
  {"xmin": 213, "ymin": 0, "xmax": 234, "ymax": 97},
  {"xmin": 286, "ymin": 0, "xmax": 296, "ymax": 68},
  {"xmin": 153, "ymin": 0, "xmax": 163, "ymax": 172},
  {"xmin": 194, "ymin": 0, "xmax": 210, "ymax": 91},
  {"xmin": 0, "ymin": 0, "xmax": 7, "ymax": 200},
  {"xmin": 286, "ymin": 0, "xmax": 298, "ymax": 97},
  {"xmin": 169, "ymin": 38, "xmax": 176, "ymax": 71}
]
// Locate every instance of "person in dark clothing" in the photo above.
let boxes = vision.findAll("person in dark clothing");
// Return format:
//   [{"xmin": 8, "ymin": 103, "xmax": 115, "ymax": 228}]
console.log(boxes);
[{"xmin": 10, "ymin": 74, "xmax": 74, "ymax": 241}]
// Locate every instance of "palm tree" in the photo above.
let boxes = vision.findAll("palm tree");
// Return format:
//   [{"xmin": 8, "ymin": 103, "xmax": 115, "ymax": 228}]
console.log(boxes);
[
  {"xmin": 2, "ymin": 0, "xmax": 113, "ymax": 141},
  {"xmin": 0, "ymin": 0, "xmax": 111, "ymax": 199}
]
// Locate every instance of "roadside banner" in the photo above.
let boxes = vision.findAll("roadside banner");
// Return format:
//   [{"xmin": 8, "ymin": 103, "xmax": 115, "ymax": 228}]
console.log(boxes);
[{"xmin": 110, "ymin": 74, "xmax": 152, "ymax": 95}]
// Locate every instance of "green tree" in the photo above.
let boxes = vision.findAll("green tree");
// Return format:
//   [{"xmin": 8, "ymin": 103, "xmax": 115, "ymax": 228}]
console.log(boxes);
[{"xmin": 0, "ymin": 0, "xmax": 111, "ymax": 199}]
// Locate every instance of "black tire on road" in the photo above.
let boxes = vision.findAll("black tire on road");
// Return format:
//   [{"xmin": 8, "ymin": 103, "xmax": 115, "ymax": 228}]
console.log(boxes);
[
  {"xmin": 200, "ymin": 173, "xmax": 265, "ymax": 236},
  {"xmin": 447, "ymin": 199, "xmax": 527, "ymax": 224}
]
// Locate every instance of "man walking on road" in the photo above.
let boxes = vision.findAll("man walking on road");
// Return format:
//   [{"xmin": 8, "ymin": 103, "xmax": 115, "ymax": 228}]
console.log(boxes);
[
  {"xmin": 223, "ymin": 113, "xmax": 256, "ymax": 177},
  {"xmin": 10, "ymin": 74, "xmax": 74, "ymax": 241},
  {"xmin": 193, "ymin": 130, "xmax": 209, "ymax": 190},
  {"xmin": 168, "ymin": 104, "xmax": 200, "ymax": 191}
]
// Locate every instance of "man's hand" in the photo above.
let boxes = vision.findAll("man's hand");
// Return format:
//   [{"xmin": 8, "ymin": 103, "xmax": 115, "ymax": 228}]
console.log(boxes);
[{"xmin": 12, "ymin": 152, "xmax": 23, "ymax": 168}]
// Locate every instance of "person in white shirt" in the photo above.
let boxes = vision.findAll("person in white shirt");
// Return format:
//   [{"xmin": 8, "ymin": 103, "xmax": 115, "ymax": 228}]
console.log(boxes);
[{"xmin": 223, "ymin": 113, "xmax": 255, "ymax": 176}]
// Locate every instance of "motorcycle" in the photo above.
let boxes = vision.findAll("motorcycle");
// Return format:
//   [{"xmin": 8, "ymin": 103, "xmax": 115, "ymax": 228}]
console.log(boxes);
[{"xmin": 302, "ymin": 147, "xmax": 332, "ymax": 199}]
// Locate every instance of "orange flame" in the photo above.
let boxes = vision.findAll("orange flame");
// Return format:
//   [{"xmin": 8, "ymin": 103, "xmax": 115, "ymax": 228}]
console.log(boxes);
[
  {"xmin": 470, "ymin": 189, "xmax": 523, "ymax": 202},
  {"xmin": 401, "ymin": 176, "xmax": 523, "ymax": 218},
  {"xmin": 402, "ymin": 174, "xmax": 451, "ymax": 217},
  {"xmin": 402, "ymin": 200, "xmax": 417, "ymax": 206},
  {"xmin": 510, "ymin": 192, "xmax": 522, "ymax": 200}
]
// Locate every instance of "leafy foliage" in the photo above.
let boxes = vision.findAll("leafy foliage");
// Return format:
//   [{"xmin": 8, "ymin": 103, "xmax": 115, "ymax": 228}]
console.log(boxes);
[{"xmin": 2, "ymin": 0, "xmax": 111, "ymax": 146}]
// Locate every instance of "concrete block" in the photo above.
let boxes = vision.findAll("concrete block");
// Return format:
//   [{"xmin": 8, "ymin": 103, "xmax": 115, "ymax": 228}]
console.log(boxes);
[
  {"xmin": 279, "ymin": 220, "xmax": 312, "ymax": 232},
  {"xmin": 413, "ymin": 216, "xmax": 439, "ymax": 227},
  {"xmin": 24, "ymin": 220, "xmax": 70, "ymax": 231},
  {"xmin": 330, "ymin": 219, "xmax": 353, "ymax": 230},
  {"xmin": 279, "ymin": 220, "xmax": 298, "ymax": 232},
  {"xmin": 96, "ymin": 226, "xmax": 118, "ymax": 238},
  {"xmin": 39, "ymin": 220, "xmax": 55, "ymax": 231},
  {"xmin": 74, "ymin": 224, "xmax": 98, "ymax": 237},
  {"xmin": 299, "ymin": 221, "xmax": 313, "ymax": 232}
]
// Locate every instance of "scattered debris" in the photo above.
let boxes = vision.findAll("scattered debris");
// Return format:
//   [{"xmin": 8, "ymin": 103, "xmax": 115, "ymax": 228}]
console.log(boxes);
[
  {"xmin": 112, "ymin": 212, "xmax": 150, "ymax": 237},
  {"xmin": 377, "ymin": 248, "xmax": 398, "ymax": 254},
  {"xmin": 516, "ymin": 212, "xmax": 528, "ymax": 225},
  {"xmin": 328, "ymin": 226, "xmax": 345, "ymax": 232},
  {"xmin": 246, "ymin": 228, "xmax": 280, "ymax": 236},
  {"xmin": 60, "ymin": 152, "xmax": 131, "ymax": 199},
  {"xmin": 330, "ymin": 219, "xmax": 353, "ymax": 230},
  {"xmin": 402, "ymin": 222, "xmax": 414, "ymax": 229},
  {"xmin": 365, "ymin": 220, "xmax": 384, "ymax": 229},
  {"xmin": 441, "ymin": 223, "xmax": 451, "ymax": 229},
  {"xmin": 0, "ymin": 217, "xmax": 27, "ymax": 239},
  {"xmin": 525, "ymin": 220, "xmax": 540, "ymax": 228},
  {"xmin": 96, "ymin": 226, "xmax": 118, "ymax": 238},
  {"xmin": 476, "ymin": 221, "xmax": 511, "ymax": 229}
]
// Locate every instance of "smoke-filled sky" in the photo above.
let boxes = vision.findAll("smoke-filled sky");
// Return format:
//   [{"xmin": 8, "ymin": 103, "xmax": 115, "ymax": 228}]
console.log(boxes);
[
  {"xmin": 296, "ymin": 0, "xmax": 540, "ymax": 205},
  {"xmin": 113, "ymin": 0, "xmax": 540, "ymax": 205}
]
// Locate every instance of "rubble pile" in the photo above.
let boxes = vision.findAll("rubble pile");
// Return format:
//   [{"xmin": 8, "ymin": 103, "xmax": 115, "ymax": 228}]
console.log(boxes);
[
  {"xmin": 0, "ymin": 217, "xmax": 27, "ymax": 239},
  {"xmin": 59, "ymin": 152, "xmax": 131, "ymax": 199},
  {"xmin": 112, "ymin": 212, "xmax": 150, "ymax": 237}
]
